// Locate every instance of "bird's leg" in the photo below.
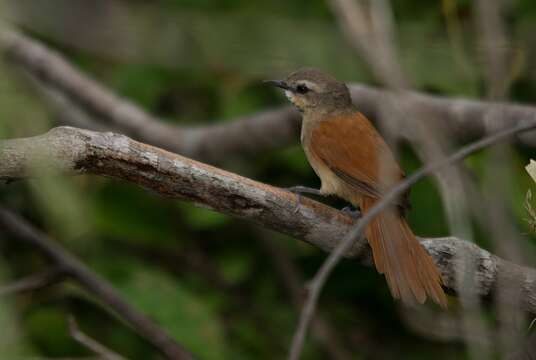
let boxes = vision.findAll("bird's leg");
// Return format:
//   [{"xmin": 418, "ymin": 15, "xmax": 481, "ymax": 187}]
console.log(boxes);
[
  {"xmin": 285, "ymin": 186, "xmax": 323, "ymax": 213},
  {"xmin": 341, "ymin": 205, "xmax": 362, "ymax": 219},
  {"xmin": 286, "ymin": 186, "xmax": 322, "ymax": 196}
]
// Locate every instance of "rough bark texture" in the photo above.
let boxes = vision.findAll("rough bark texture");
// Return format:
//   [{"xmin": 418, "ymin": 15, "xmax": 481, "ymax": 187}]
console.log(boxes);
[
  {"xmin": 0, "ymin": 126, "xmax": 355, "ymax": 256},
  {"xmin": 2, "ymin": 126, "xmax": 536, "ymax": 313}
]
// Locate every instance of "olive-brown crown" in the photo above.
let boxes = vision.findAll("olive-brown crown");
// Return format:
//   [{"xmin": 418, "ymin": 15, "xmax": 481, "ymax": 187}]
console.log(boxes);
[{"xmin": 282, "ymin": 68, "xmax": 353, "ymax": 113}]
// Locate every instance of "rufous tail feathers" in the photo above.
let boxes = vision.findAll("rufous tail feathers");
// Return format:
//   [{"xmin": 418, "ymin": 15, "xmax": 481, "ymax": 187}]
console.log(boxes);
[{"xmin": 361, "ymin": 196, "xmax": 447, "ymax": 308}]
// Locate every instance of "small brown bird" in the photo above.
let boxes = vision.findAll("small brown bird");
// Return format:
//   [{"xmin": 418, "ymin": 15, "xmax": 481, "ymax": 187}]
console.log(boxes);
[{"xmin": 266, "ymin": 68, "xmax": 447, "ymax": 308}]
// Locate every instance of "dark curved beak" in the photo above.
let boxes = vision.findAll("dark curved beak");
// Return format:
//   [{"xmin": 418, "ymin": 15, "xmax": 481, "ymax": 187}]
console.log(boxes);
[{"xmin": 264, "ymin": 80, "xmax": 290, "ymax": 90}]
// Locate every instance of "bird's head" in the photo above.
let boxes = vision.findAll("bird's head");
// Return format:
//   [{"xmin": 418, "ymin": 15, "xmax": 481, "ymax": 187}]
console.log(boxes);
[{"xmin": 265, "ymin": 68, "xmax": 352, "ymax": 113}]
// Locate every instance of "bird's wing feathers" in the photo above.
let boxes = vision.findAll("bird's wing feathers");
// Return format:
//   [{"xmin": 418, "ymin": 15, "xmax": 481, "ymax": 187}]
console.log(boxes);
[
  {"xmin": 310, "ymin": 112, "xmax": 445, "ymax": 307},
  {"xmin": 310, "ymin": 112, "xmax": 404, "ymax": 199}
]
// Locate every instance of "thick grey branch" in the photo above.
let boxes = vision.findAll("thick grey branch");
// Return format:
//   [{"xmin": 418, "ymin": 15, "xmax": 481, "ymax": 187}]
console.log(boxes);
[
  {"xmin": 349, "ymin": 84, "xmax": 536, "ymax": 147},
  {"xmin": 2, "ymin": 126, "xmax": 536, "ymax": 312},
  {"xmin": 0, "ymin": 126, "xmax": 352, "ymax": 255}
]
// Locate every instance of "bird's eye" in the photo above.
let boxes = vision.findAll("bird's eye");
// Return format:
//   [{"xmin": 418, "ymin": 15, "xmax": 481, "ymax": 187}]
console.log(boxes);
[{"xmin": 296, "ymin": 84, "xmax": 309, "ymax": 94}]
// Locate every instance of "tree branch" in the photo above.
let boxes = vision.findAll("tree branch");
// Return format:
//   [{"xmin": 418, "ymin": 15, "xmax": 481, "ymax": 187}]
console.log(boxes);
[
  {"xmin": 0, "ymin": 204, "xmax": 196, "ymax": 360},
  {"xmin": 327, "ymin": 0, "xmax": 409, "ymax": 88},
  {"xmin": 0, "ymin": 126, "xmax": 354, "ymax": 255},
  {"xmin": 474, "ymin": 0, "xmax": 512, "ymax": 99},
  {"xmin": 1, "ymin": 126, "xmax": 535, "ymax": 313},
  {"xmin": 0, "ymin": 27, "xmax": 299, "ymax": 162},
  {"xmin": 68, "ymin": 315, "xmax": 128, "ymax": 360},
  {"xmin": 0, "ymin": 267, "xmax": 65, "ymax": 296},
  {"xmin": 3, "ymin": 26, "xmax": 536, "ymax": 161},
  {"xmin": 256, "ymin": 231, "xmax": 352, "ymax": 360}
]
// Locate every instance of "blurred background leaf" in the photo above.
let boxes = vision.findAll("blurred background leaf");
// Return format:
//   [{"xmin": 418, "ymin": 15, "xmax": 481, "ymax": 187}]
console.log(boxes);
[{"xmin": 1, "ymin": 0, "xmax": 536, "ymax": 359}]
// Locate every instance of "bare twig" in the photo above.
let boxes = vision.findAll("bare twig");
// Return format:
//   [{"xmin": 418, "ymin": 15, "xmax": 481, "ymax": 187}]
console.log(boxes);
[
  {"xmin": 473, "ymin": 0, "xmax": 523, "ymax": 353},
  {"xmin": 68, "ymin": 315, "xmax": 128, "ymax": 360},
  {"xmin": 327, "ymin": 0, "xmax": 409, "ymax": 88},
  {"xmin": 257, "ymin": 231, "xmax": 352, "ymax": 360},
  {"xmin": 441, "ymin": 0, "xmax": 477, "ymax": 79},
  {"xmin": 0, "ymin": 206, "xmax": 196, "ymax": 360},
  {"xmin": 0, "ymin": 267, "xmax": 65, "ymax": 296},
  {"xmin": 483, "ymin": 148, "xmax": 528, "ymax": 357},
  {"xmin": 399, "ymin": 306, "xmax": 490, "ymax": 345},
  {"xmin": 474, "ymin": 0, "xmax": 512, "ymax": 99},
  {"xmin": 26, "ymin": 71, "xmax": 109, "ymax": 132}
]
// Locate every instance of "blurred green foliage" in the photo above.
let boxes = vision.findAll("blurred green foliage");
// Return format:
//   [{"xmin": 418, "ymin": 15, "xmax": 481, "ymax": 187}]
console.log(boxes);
[{"xmin": 1, "ymin": 0, "xmax": 536, "ymax": 359}]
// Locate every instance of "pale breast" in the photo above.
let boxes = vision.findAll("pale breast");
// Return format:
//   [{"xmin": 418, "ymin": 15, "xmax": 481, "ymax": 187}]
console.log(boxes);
[{"xmin": 303, "ymin": 146, "xmax": 338, "ymax": 195}]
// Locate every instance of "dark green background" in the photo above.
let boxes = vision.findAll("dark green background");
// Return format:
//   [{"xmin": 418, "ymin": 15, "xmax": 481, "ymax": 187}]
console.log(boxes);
[{"xmin": 1, "ymin": 0, "xmax": 535, "ymax": 358}]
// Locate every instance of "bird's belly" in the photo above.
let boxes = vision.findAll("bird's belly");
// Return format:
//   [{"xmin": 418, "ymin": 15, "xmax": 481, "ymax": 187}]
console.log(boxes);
[{"xmin": 304, "ymin": 149, "xmax": 362, "ymax": 206}]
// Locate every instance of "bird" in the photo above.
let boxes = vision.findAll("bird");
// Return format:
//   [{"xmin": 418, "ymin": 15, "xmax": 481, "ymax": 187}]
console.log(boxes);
[{"xmin": 265, "ymin": 68, "xmax": 447, "ymax": 308}]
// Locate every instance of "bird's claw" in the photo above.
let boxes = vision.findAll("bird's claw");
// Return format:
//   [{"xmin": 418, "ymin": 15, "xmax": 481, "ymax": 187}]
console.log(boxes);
[
  {"xmin": 341, "ymin": 205, "xmax": 361, "ymax": 220},
  {"xmin": 285, "ymin": 186, "xmax": 321, "ymax": 213},
  {"xmin": 286, "ymin": 187, "xmax": 303, "ymax": 213},
  {"xmin": 293, "ymin": 194, "xmax": 302, "ymax": 213}
]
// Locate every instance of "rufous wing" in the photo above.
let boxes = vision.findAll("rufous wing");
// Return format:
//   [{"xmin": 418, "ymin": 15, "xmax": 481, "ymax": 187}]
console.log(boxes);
[
  {"xmin": 309, "ymin": 112, "xmax": 404, "ymax": 200},
  {"xmin": 309, "ymin": 112, "xmax": 447, "ymax": 308}
]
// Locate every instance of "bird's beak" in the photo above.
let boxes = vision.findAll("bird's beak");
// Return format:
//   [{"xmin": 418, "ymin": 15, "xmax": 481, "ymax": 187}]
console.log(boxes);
[{"xmin": 264, "ymin": 80, "xmax": 291, "ymax": 90}]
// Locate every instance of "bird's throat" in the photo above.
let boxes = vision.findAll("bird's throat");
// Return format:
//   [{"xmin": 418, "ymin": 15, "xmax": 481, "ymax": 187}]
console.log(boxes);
[{"xmin": 285, "ymin": 91, "xmax": 305, "ymax": 113}]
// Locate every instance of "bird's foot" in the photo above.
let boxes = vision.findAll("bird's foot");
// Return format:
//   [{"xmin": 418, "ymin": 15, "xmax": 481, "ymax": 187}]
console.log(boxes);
[
  {"xmin": 285, "ymin": 186, "xmax": 322, "ymax": 213},
  {"xmin": 341, "ymin": 205, "xmax": 361, "ymax": 220}
]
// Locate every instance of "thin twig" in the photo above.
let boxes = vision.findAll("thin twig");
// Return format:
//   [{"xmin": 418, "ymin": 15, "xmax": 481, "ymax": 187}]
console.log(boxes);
[
  {"xmin": 68, "ymin": 315, "xmax": 128, "ymax": 360},
  {"xmin": 327, "ymin": 0, "xmax": 409, "ymax": 88},
  {"xmin": 474, "ymin": 0, "xmax": 512, "ymax": 99},
  {"xmin": 399, "ymin": 305, "xmax": 490, "ymax": 345},
  {"xmin": 257, "ymin": 231, "xmax": 352, "ymax": 360},
  {"xmin": 25, "ymin": 71, "xmax": 109, "ymax": 132},
  {"xmin": 0, "ymin": 267, "xmax": 65, "ymax": 296},
  {"xmin": 0, "ymin": 207, "xmax": 196, "ymax": 360}
]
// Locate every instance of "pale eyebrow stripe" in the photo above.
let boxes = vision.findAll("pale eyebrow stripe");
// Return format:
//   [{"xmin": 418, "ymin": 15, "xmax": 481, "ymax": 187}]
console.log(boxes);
[{"xmin": 298, "ymin": 80, "xmax": 321, "ymax": 92}]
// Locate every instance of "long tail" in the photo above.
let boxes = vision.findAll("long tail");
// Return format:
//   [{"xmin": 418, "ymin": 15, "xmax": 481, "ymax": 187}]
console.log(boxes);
[{"xmin": 361, "ymin": 196, "xmax": 447, "ymax": 308}]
